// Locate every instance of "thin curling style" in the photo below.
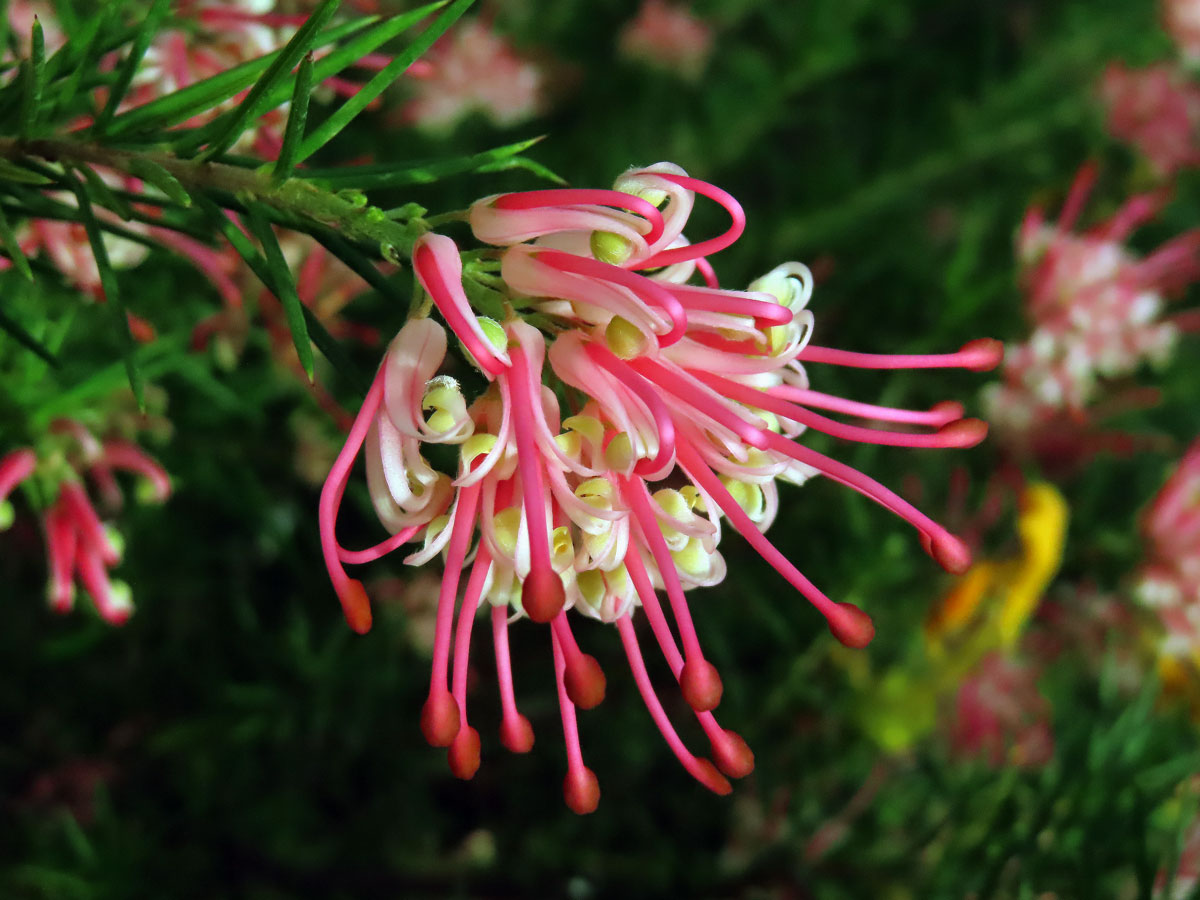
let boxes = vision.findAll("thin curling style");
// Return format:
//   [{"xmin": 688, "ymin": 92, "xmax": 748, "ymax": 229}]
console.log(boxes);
[{"xmin": 319, "ymin": 162, "xmax": 1002, "ymax": 813}]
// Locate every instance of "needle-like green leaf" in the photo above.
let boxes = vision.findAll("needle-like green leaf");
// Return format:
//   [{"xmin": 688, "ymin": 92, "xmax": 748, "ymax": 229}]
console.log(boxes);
[
  {"xmin": 67, "ymin": 173, "xmax": 144, "ymax": 409},
  {"xmin": 0, "ymin": 294, "xmax": 57, "ymax": 365},
  {"xmin": 245, "ymin": 202, "xmax": 315, "ymax": 382},
  {"xmin": 17, "ymin": 16, "xmax": 45, "ymax": 137},
  {"xmin": 294, "ymin": 0, "xmax": 474, "ymax": 164},
  {"xmin": 127, "ymin": 158, "xmax": 192, "ymax": 207},
  {"xmin": 0, "ymin": 202, "xmax": 33, "ymax": 280},
  {"xmin": 91, "ymin": 0, "xmax": 171, "ymax": 135},
  {"xmin": 198, "ymin": 0, "xmax": 339, "ymax": 162},
  {"xmin": 272, "ymin": 52, "xmax": 315, "ymax": 184}
]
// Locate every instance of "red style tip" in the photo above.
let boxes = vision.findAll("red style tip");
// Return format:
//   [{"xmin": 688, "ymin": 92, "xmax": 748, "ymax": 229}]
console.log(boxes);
[
  {"xmin": 338, "ymin": 579, "xmax": 373, "ymax": 634},
  {"xmin": 564, "ymin": 767, "xmax": 601, "ymax": 815},
  {"xmin": 929, "ymin": 531, "xmax": 972, "ymax": 574},
  {"xmin": 680, "ymin": 659, "xmax": 724, "ymax": 711},
  {"xmin": 959, "ymin": 338, "xmax": 1004, "ymax": 372},
  {"xmin": 826, "ymin": 602, "xmax": 875, "ymax": 648},
  {"xmin": 420, "ymin": 689, "xmax": 461, "ymax": 748},
  {"xmin": 710, "ymin": 729, "xmax": 755, "ymax": 779},
  {"xmin": 929, "ymin": 400, "xmax": 966, "ymax": 425},
  {"xmin": 521, "ymin": 567, "xmax": 567, "ymax": 623},
  {"xmin": 691, "ymin": 759, "xmax": 734, "ymax": 795},
  {"xmin": 936, "ymin": 418, "xmax": 989, "ymax": 448},
  {"xmin": 448, "ymin": 726, "xmax": 482, "ymax": 780},
  {"xmin": 564, "ymin": 653, "xmax": 607, "ymax": 710},
  {"xmin": 500, "ymin": 714, "xmax": 535, "ymax": 754}
]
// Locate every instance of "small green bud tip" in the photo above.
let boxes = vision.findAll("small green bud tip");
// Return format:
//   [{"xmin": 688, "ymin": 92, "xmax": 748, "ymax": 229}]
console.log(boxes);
[
  {"xmin": 564, "ymin": 654, "xmax": 607, "ymax": 709},
  {"xmin": 827, "ymin": 602, "xmax": 875, "ymax": 649},
  {"xmin": 500, "ymin": 714, "xmax": 535, "ymax": 754},
  {"xmin": 420, "ymin": 689, "xmax": 461, "ymax": 748},
  {"xmin": 692, "ymin": 758, "xmax": 733, "ymax": 796},
  {"xmin": 521, "ymin": 567, "xmax": 566, "ymax": 623},
  {"xmin": 0, "ymin": 500, "xmax": 14, "ymax": 531},
  {"xmin": 680, "ymin": 658, "xmax": 723, "ymax": 711},
  {"xmin": 590, "ymin": 230, "xmax": 634, "ymax": 265},
  {"xmin": 937, "ymin": 418, "xmax": 989, "ymax": 448},
  {"xmin": 710, "ymin": 729, "xmax": 755, "ymax": 779},
  {"xmin": 564, "ymin": 767, "xmax": 601, "ymax": 815},
  {"xmin": 338, "ymin": 579, "xmax": 373, "ymax": 634},
  {"xmin": 448, "ymin": 726, "xmax": 482, "ymax": 780}
]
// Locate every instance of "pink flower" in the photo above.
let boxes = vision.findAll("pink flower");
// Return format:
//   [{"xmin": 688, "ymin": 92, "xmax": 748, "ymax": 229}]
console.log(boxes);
[
  {"xmin": 985, "ymin": 164, "xmax": 1200, "ymax": 452},
  {"xmin": 1165, "ymin": 0, "xmax": 1200, "ymax": 60},
  {"xmin": 402, "ymin": 20, "xmax": 544, "ymax": 132},
  {"xmin": 618, "ymin": 0, "xmax": 714, "ymax": 82},
  {"xmin": 1137, "ymin": 439, "xmax": 1200, "ymax": 657},
  {"xmin": 320, "ymin": 164, "xmax": 1000, "ymax": 810},
  {"xmin": 1, "ymin": 422, "xmax": 170, "ymax": 624},
  {"xmin": 1100, "ymin": 62, "xmax": 1200, "ymax": 176},
  {"xmin": 950, "ymin": 651, "xmax": 1054, "ymax": 768}
]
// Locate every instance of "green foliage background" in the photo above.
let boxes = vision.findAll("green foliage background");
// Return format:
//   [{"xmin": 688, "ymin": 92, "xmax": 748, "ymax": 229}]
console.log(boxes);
[{"xmin": 1, "ymin": 0, "xmax": 1199, "ymax": 897}]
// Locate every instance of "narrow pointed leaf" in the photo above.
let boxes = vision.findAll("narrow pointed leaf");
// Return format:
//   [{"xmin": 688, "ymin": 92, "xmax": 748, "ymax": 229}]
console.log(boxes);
[
  {"xmin": 0, "ymin": 304, "xmax": 57, "ymax": 365},
  {"xmin": 67, "ymin": 174, "xmax": 144, "ymax": 408},
  {"xmin": 17, "ymin": 17, "xmax": 45, "ymax": 137},
  {"xmin": 43, "ymin": 6, "xmax": 110, "ymax": 105},
  {"xmin": 106, "ymin": 17, "xmax": 370, "ymax": 140},
  {"xmin": 198, "ymin": 0, "xmax": 339, "ymax": 162},
  {"xmin": 299, "ymin": 136, "xmax": 548, "ymax": 189},
  {"xmin": 0, "ymin": 158, "xmax": 52, "ymax": 184},
  {"xmin": 303, "ymin": 304, "xmax": 369, "ymax": 394},
  {"xmin": 295, "ymin": 0, "xmax": 473, "ymax": 164},
  {"xmin": 311, "ymin": 229, "xmax": 406, "ymax": 305},
  {"xmin": 79, "ymin": 164, "xmax": 135, "ymax": 220},
  {"xmin": 127, "ymin": 158, "xmax": 192, "ymax": 207},
  {"xmin": 245, "ymin": 202, "xmax": 314, "ymax": 381},
  {"xmin": 272, "ymin": 52, "xmax": 314, "ymax": 184},
  {"xmin": 0, "ymin": 202, "xmax": 33, "ymax": 280},
  {"xmin": 92, "ymin": 0, "xmax": 171, "ymax": 135}
]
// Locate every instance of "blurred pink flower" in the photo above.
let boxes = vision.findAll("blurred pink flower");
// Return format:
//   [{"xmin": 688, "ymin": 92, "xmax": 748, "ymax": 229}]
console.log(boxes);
[
  {"xmin": 0, "ymin": 422, "xmax": 170, "ymax": 624},
  {"xmin": 950, "ymin": 651, "xmax": 1054, "ymax": 768},
  {"xmin": 403, "ymin": 20, "xmax": 544, "ymax": 132},
  {"xmin": 1100, "ymin": 62, "xmax": 1200, "ymax": 176},
  {"xmin": 1137, "ymin": 440, "xmax": 1200, "ymax": 656},
  {"xmin": 1165, "ymin": 0, "xmax": 1200, "ymax": 60},
  {"xmin": 985, "ymin": 165, "xmax": 1200, "ymax": 461},
  {"xmin": 618, "ymin": 0, "xmax": 714, "ymax": 81}
]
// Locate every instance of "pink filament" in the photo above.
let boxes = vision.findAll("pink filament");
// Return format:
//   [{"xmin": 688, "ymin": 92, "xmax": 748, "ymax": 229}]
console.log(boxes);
[
  {"xmin": 665, "ymin": 283, "xmax": 794, "ymax": 328},
  {"xmin": 318, "ymin": 366, "xmax": 385, "ymax": 632},
  {"xmin": 503, "ymin": 345, "xmax": 557, "ymax": 593},
  {"xmin": 636, "ymin": 174, "xmax": 746, "ymax": 269},
  {"xmin": 772, "ymin": 386, "xmax": 964, "ymax": 428},
  {"xmin": 412, "ymin": 238, "xmax": 508, "ymax": 377},
  {"xmin": 615, "ymin": 616, "xmax": 730, "ymax": 794},
  {"xmin": 1057, "ymin": 161, "xmax": 1099, "ymax": 233},
  {"xmin": 691, "ymin": 369, "xmax": 979, "ymax": 449},
  {"xmin": 58, "ymin": 482, "xmax": 119, "ymax": 566},
  {"xmin": 695, "ymin": 256, "xmax": 719, "ymax": 288},
  {"xmin": 98, "ymin": 440, "xmax": 171, "ymax": 500},
  {"xmin": 536, "ymin": 249, "xmax": 688, "ymax": 345},
  {"xmin": 428, "ymin": 483, "xmax": 483, "ymax": 710},
  {"xmin": 74, "ymin": 543, "xmax": 126, "ymax": 624},
  {"xmin": 452, "ymin": 545, "xmax": 494, "ymax": 719},
  {"xmin": 551, "ymin": 628, "xmax": 589, "ymax": 782},
  {"xmin": 583, "ymin": 342, "xmax": 677, "ymax": 475},
  {"xmin": 43, "ymin": 500, "xmax": 77, "ymax": 613},
  {"xmin": 627, "ymin": 357, "xmax": 769, "ymax": 449},
  {"xmin": 0, "ymin": 448, "xmax": 36, "ymax": 501},
  {"xmin": 337, "ymin": 522, "xmax": 425, "ymax": 565},
  {"xmin": 759, "ymin": 430, "xmax": 966, "ymax": 563},
  {"xmin": 677, "ymin": 442, "xmax": 842, "ymax": 621},
  {"xmin": 621, "ymin": 476, "xmax": 706, "ymax": 664},
  {"xmin": 798, "ymin": 343, "xmax": 999, "ymax": 371},
  {"xmin": 492, "ymin": 189, "xmax": 665, "ymax": 246},
  {"xmin": 491, "ymin": 605, "xmax": 533, "ymax": 751}
]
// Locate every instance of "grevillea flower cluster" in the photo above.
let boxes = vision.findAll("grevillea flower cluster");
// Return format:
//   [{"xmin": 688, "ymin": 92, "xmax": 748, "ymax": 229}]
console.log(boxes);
[
  {"xmin": 984, "ymin": 164, "xmax": 1200, "ymax": 443},
  {"xmin": 1100, "ymin": 62, "xmax": 1200, "ymax": 176},
  {"xmin": 320, "ymin": 162, "xmax": 1001, "ymax": 811},
  {"xmin": 617, "ymin": 0, "xmax": 715, "ymax": 82},
  {"xmin": 0, "ymin": 421, "xmax": 171, "ymax": 624},
  {"xmin": 1137, "ymin": 440, "xmax": 1200, "ymax": 667}
]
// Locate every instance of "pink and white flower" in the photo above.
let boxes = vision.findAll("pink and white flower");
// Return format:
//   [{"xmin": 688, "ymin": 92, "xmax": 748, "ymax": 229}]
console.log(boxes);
[
  {"xmin": 320, "ymin": 164, "xmax": 1000, "ymax": 810},
  {"xmin": 617, "ymin": 0, "xmax": 715, "ymax": 82}
]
